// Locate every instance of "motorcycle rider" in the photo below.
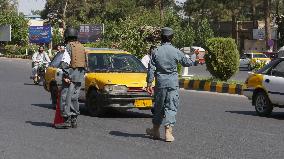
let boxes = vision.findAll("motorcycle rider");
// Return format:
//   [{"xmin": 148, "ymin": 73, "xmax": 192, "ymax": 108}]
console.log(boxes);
[{"xmin": 31, "ymin": 46, "xmax": 51, "ymax": 82}]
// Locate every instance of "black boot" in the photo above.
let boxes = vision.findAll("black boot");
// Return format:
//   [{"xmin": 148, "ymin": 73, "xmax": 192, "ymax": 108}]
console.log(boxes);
[
  {"xmin": 54, "ymin": 117, "xmax": 71, "ymax": 129},
  {"xmin": 71, "ymin": 116, "xmax": 78, "ymax": 128}
]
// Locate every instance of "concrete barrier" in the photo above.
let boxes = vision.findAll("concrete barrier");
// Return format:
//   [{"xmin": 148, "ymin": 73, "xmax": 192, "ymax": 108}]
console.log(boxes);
[{"xmin": 179, "ymin": 78, "xmax": 245, "ymax": 95}]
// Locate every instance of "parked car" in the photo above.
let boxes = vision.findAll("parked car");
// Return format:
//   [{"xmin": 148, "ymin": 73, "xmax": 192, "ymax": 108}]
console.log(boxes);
[
  {"xmin": 239, "ymin": 52, "xmax": 271, "ymax": 70},
  {"xmin": 243, "ymin": 57, "xmax": 284, "ymax": 116},
  {"xmin": 44, "ymin": 48, "xmax": 154, "ymax": 116}
]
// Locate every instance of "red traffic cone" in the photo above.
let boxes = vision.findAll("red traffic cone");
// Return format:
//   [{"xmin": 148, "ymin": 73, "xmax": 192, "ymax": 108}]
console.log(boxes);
[{"xmin": 53, "ymin": 90, "xmax": 64, "ymax": 126}]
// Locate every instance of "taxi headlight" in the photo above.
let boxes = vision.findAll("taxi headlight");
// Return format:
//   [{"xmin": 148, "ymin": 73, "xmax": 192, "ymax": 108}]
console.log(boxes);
[{"xmin": 103, "ymin": 85, "xmax": 128, "ymax": 93}]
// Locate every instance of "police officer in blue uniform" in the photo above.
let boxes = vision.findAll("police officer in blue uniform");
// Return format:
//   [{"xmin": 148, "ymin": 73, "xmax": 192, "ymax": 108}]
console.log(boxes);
[
  {"xmin": 146, "ymin": 27, "xmax": 193, "ymax": 142},
  {"xmin": 54, "ymin": 27, "xmax": 86, "ymax": 129}
]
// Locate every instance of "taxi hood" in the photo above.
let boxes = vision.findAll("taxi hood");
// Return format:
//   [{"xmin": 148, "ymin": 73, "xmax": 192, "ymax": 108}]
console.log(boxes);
[{"xmin": 86, "ymin": 72, "xmax": 148, "ymax": 88}]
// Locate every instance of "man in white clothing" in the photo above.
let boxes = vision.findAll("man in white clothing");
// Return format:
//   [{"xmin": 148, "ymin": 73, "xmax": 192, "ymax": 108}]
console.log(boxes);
[
  {"xmin": 141, "ymin": 45, "xmax": 155, "ymax": 69},
  {"xmin": 31, "ymin": 46, "xmax": 51, "ymax": 80}
]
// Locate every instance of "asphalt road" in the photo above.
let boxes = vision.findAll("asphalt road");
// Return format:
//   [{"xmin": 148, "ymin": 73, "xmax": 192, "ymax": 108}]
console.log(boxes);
[{"xmin": 1, "ymin": 57, "xmax": 284, "ymax": 159}]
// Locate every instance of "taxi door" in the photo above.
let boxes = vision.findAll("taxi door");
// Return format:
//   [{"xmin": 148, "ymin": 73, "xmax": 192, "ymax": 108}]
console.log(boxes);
[{"xmin": 263, "ymin": 60, "xmax": 284, "ymax": 105}]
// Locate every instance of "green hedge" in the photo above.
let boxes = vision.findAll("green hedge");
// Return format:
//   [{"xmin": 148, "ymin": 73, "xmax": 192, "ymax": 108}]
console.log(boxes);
[
  {"xmin": 205, "ymin": 38, "xmax": 239, "ymax": 81},
  {"xmin": 4, "ymin": 44, "xmax": 38, "ymax": 55}
]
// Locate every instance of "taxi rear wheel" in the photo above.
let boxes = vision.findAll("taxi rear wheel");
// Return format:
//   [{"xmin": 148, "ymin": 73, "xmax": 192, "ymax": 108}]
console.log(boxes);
[
  {"xmin": 254, "ymin": 91, "xmax": 273, "ymax": 117},
  {"xmin": 50, "ymin": 84, "xmax": 58, "ymax": 108},
  {"xmin": 86, "ymin": 90, "xmax": 105, "ymax": 117}
]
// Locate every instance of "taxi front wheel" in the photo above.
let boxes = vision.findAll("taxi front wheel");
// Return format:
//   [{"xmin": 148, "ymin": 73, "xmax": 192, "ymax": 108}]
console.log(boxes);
[
  {"xmin": 86, "ymin": 90, "xmax": 106, "ymax": 117},
  {"xmin": 254, "ymin": 91, "xmax": 273, "ymax": 117}
]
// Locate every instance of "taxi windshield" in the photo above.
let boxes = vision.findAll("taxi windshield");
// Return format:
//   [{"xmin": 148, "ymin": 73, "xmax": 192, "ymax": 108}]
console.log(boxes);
[
  {"xmin": 256, "ymin": 59, "xmax": 281, "ymax": 74},
  {"xmin": 253, "ymin": 54, "xmax": 267, "ymax": 58},
  {"xmin": 88, "ymin": 53, "xmax": 146, "ymax": 73}
]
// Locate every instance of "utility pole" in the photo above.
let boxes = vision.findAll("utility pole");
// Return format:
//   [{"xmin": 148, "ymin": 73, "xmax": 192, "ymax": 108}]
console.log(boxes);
[{"xmin": 264, "ymin": 0, "xmax": 272, "ymax": 51}]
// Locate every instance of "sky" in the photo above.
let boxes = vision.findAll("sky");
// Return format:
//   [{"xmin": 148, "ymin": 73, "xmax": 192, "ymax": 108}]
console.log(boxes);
[{"xmin": 18, "ymin": 0, "xmax": 186, "ymax": 15}]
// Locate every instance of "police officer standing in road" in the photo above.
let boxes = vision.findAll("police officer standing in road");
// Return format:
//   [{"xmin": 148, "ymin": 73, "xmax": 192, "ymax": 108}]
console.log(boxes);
[
  {"xmin": 146, "ymin": 27, "xmax": 193, "ymax": 142},
  {"xmin": 54, "ymin": 27, "xmax": 86, "ymax": 129}
]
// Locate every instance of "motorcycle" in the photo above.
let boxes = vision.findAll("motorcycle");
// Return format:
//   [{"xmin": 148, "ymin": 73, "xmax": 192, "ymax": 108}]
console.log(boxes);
[{"xmin": 33, "ymin": 61, "xmax": 48, "ymax": 85}]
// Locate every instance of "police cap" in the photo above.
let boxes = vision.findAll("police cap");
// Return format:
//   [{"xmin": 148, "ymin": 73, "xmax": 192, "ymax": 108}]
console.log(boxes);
[{"xmin": 161, "ymin": 27, "xmax": 174, "ymax": 36}]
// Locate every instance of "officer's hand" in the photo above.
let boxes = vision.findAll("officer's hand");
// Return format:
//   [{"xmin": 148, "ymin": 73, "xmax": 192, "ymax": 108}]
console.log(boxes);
[
  {"xmin": 63, "ymin": 78, "xmax": 71, "ymax": 84},
  {"xmin": 146, "ymin": 86, "xmax": 154, "ymax": 96}
]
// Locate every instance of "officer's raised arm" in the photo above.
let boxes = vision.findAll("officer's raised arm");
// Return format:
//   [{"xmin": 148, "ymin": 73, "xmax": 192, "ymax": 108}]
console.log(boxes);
[
  {"xmin": 177, "ymin": 50, "xmax": 193, "ymax": 67},
  {"xmin": 146, "ymin": 51, "xmax": 156, "ymax": 95}
]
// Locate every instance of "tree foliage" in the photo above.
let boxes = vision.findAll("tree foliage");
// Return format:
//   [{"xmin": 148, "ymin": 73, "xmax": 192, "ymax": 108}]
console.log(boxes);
[
  {"xmin": 205, "ymin": 38, "xmax": 239, "ymax": 81},
  {"xmin": 0, "ymin": 12, "xmax": 28, "ymax": 45}
]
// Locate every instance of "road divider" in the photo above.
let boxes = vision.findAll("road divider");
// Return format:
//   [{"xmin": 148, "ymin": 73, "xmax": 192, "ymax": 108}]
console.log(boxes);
[{"xmin": 179, "ymin": 79, "xmax": 245, "ymax": 95}]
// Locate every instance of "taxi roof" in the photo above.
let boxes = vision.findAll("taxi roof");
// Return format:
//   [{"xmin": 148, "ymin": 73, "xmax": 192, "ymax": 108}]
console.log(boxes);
[{"xmin": 85, "ymin": 47, "xmax": 130, "ymax": 54}]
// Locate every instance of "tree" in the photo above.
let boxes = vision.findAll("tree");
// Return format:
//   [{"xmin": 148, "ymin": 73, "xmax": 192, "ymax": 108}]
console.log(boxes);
[
  {"xmin": 194, "ymin": 18, "xmax": 214, "ymax": 47},
  {"xmin": 0, "ymin": 0, "xmax": 16, "ymax": 13},
  {"xmin": 205, "ymin": 38, "xmax": 239, "ymax": 81},
  {"xmin": 0, "ymin": 11, "xmax": 28, "ymax": 45}
]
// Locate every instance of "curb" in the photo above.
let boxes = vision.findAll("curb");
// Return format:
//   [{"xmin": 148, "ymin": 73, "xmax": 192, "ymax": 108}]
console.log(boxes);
[
  {"xmin": 179, "ymin": 79, "xmax": 245, "ymax": 95},
  {"xmin": 1, "ymin": 55, "xmax": 31, "ymax": 59}
]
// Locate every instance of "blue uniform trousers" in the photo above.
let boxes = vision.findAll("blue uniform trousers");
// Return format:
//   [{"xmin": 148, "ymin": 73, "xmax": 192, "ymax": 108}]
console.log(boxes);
[
  {"xmin": 152, "ymin": 88, "xmax": 179, "ymax": 127},
  {"xmin": 60, "ymin": 82, "xmax": 81, "ymax": 117}
]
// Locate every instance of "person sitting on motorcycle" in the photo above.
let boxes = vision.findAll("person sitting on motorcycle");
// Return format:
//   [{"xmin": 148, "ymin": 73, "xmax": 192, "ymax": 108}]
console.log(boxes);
[{"xmin": 31, "ymin": 46, "xmax": 51, "ymax": 81}]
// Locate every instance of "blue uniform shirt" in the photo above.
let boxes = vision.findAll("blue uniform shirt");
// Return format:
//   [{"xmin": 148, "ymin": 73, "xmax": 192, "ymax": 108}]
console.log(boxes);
[{"xmin": 147, "ymin": 42, "xmax": 193, "ymax": 89}]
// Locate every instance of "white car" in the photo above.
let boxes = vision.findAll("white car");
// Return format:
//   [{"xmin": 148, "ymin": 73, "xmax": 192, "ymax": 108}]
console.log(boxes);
[{"xmin": 243, "ymin": 57, "xmax": 284, "ymax": 116}]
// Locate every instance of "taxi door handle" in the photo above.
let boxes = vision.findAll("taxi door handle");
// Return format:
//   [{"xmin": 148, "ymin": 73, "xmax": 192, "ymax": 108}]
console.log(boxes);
[{"xmin": 265, "ymin": 79, "xmax": 270, "ymax": 83}]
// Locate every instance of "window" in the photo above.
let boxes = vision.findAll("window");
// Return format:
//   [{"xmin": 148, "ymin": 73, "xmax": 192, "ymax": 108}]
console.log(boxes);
[
  {"xmin": 244, "ymin": 54, "xmax": 251, "ymax": 59},
  {"xmin": 253, "ymin": 54, "xmax": 267, "ymax": 58},
  {"xmin": 50, "ymin": 52, "xmax": 63, "ymax": 68},
  {"xmin": 257, "ymin": 59, "xmax": 281, "ymax": 75},
  {"xmin": 272, "ymin": 61, "xmax": 284, "ymax": 78},
  {"xmin": 88, "ymin": 53, "xmax": 146, "ymax": 73}
]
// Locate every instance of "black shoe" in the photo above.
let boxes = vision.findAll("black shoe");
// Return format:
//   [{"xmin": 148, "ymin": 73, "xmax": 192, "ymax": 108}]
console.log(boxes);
[
  {"xmin": 54, "ymin": 117, "xmax": 71, "ymax": 129},
  {"xmin": 71, "ymin": 116, "xmax": 77, "ymax": 128}
]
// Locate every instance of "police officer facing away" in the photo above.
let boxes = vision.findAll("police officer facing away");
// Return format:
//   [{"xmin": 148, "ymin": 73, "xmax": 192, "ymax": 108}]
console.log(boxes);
[
  {"xmin": 54, "ymin": 27, "xmax": 86, "ymax": 129},
  {"xmin": 146, "ymin": 27, "xmax": 193, "ymax": 142}
]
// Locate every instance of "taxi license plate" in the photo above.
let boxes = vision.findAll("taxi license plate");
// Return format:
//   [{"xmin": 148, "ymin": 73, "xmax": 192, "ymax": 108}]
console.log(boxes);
[{"xmin": 134, "ymin": 99, "xmax": 152, "ymax": 107}]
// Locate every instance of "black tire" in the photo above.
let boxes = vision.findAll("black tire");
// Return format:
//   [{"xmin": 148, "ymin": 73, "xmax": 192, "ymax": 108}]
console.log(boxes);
[
  {"xmin": 254, "ymin": 91, "xmax": 273, "ymax": 117},
  {"xmin": 86, "ymin": 90, "xmax": 106, "ymax": 117}
]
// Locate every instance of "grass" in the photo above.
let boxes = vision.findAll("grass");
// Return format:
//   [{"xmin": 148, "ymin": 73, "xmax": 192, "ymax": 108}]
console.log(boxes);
[{"xmin": 183, "ymin": 76, "xmax": 244, "ymax": 85}]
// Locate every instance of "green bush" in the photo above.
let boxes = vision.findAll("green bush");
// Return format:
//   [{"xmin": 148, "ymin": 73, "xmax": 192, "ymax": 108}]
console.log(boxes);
[
  {"xmin": 205, "ymin": 38, "xmax": 239, "ymax": 81},
  {"xmin": 4, "ymin": 45, "xmax": 20, "ymax": 55}
]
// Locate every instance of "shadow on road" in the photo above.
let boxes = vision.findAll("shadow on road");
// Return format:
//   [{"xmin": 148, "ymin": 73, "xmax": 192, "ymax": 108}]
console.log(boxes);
[
  {"xmin": 102, "ymin": 110, "xmax": 152, "ymax": 118},
  {"xmin": 79, "ymin": 104, "xmax": 152, "ymax": 118},
  {"xmin": 109, "ymin": 131, "xmax": 162, "ymax": 141},
  {"xmin": 226, "ymin": 111, "xmax": 284, "ymax": 120},
  {"xmin": 25, "ymin": 121, "xmax": 53, "ymax": 127},
  {"xmin": 31, "ymin": 103, "xmax": 152, "ymax": 118},
  {"xmin": 31, "ymin": 104, "xmax": 55, "ymax": 110},
  {"xmin": 24, "ymin": 83, "xmax": 36, "ymax": 86}
]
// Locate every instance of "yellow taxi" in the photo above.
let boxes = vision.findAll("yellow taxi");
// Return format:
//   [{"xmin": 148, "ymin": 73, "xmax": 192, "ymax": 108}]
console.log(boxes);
[
  {"xmin": 240, "ymin": 52, "xmax": 271, "ymax": 70},
  {"xmin": 243, "ymin": 57, "xmax": 284, "ymax": 116},
  {"xmin": 44, "ymin": 48, "xmax": 154, "ymax": 116}
]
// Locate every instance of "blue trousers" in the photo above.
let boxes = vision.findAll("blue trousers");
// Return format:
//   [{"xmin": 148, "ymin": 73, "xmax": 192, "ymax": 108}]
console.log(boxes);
[
  {"xmin": 60, "ymin": 82, "xmax": 81, "ymax": 117},
  {"xmin": 152, "ymin": 88, "xmax": 179, "ymax": 127}
]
